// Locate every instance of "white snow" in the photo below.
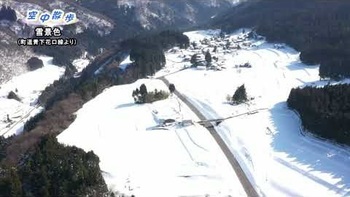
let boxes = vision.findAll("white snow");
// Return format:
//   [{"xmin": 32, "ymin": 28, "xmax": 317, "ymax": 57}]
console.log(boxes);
[
  {"xmin": 0, "ymin": 56, "xmax": 65, "ymax": 137},
  {"xmin": 58, "ymin": 28, "xmax": 350, "ymax": 196},
  {"xmin": 72, "ymin": 58, "xmax": 90, "ymax": 73},
  {"xmin": 162, "ymin": 29, "xmax": 350, "ymax": 197},
  {"xmin": 119, "ymin": 55, "xmax": 132, "ymax": 70},
  {"xmin": 184, "ymin": 29, "xmax": 222, "ymax": 42},
  {"xmin": 58, "ymin": 79, "xmax": 246, "ymax": 197}
]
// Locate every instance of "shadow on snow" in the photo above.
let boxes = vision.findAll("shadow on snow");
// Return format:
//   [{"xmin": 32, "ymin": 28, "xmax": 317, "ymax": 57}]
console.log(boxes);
[{"xmin": 269, "ymin": 102, "xmax": 350, "ymax": 195}]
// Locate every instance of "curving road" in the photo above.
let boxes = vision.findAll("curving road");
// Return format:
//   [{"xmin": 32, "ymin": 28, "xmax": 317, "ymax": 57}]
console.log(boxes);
[{"xmin": 159, "ymin": 76, "xmax": 259, "ymax": 197}]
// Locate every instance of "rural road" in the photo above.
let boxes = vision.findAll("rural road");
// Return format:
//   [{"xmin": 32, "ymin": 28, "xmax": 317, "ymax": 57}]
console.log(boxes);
[
  {"xmin": 0, "ymin": 105, "xmax": 40, "ymax": 136},
  {"xmin": 159, "ymin": 76, "xmax": 260, "ymax": 197}
]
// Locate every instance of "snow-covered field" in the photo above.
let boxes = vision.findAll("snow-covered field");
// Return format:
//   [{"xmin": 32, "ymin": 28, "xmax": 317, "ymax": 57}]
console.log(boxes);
[
  {"xmin": 58, "ymin": 29, "xmax": 350, "ymax": 196},
  {"xmin": 162, "ymin": 29, "xmax": 350, "ymax": 197},
  {"xmin": 58, "ymin": 79, "xmax": 246, "ymax": 197},
  {"xmin": 0, "ymin": 56, "xmax": 65, "ymax": 137}
]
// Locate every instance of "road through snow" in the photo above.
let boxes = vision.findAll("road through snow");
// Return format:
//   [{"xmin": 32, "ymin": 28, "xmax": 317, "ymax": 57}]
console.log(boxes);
[
  {"xmin": 163, "ymin": 29, "xmax": 350, "ymax": 197},
  {"xmin": 160, "ymin": 76, "xmax": 260, "ymax": 197}
]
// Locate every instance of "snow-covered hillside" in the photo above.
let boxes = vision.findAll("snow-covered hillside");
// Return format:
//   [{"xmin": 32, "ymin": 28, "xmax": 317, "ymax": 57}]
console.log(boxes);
[
  {"xmin": 0, "ymin": 0, "xmax": 111, "ymax": 84},
  {"xmin": 0, "ymin": 26, "xmax": 36, "ymax": 83},
  {"xmin": 0, "ymin": 56, "xmax": 64, "ymax": 137},
  {"xmin": 58, "ymin": 29, "xmax": 350, "ymax": 196},
  {"xmin": 2, "ymin": 0, "xmax": 114, "ymax": 36}
]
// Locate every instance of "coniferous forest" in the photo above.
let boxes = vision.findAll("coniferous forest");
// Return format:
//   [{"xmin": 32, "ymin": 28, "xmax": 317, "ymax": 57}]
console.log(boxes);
[
  {"xmin": 122, "ymin": 30, "xmax": 190, "ymax": 77},
  {"xmin": 287, "ymin": 84, "xmax": 350, "ymax": 146},
  {"xmin": 0, "ymin": 136, "xmax": 108, "ymax": 197}
]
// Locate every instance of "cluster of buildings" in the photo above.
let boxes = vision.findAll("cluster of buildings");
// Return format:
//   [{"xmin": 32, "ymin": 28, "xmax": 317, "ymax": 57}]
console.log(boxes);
[{"xmin": 168, "ymin": 30, "xmax": 262, "ymax": 71}]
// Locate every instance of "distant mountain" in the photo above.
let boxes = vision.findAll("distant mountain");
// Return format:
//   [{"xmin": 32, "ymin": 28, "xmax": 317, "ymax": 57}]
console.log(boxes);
[
  {"xmin": 0, "ymin": 0, "xmax": 244, "ymax": 83},
  {"xmin": 76, "ymin": 0, "xmax": 245, "ymax": 41},
  {"xmin": 0, "ymin": 5, "xmax": 35, "ymax": 83},
  {"xmin": 114, "ymin": 0, "xmax": 243, "ymax": 29},
  {"xmin": 0, "ymin": 0, "xmax": 115, "ymax": 83},
  {"xmin": 210, "ymin": 0, "xmax": 350, "ymax": 79}
]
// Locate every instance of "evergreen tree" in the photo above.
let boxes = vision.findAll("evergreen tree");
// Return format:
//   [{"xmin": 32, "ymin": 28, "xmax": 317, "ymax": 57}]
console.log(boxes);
[
  {"xmin": 169, "ymin": 84, "xmax": 176, "ymax": 93},
  {"xmin": 232, "ymin": 85, "xmax": 247, "ymax": 104},
  {"xmin": 139, "ymin": 84, "xmax": 147, "ymax": 103},
  {"xmin": 27, "ymin": 57, "xmax": 44, "ymax": 71},
  {"xmin": 0, "ymin": 166, "xmax": 22, "ymax": 197},
  {"xmin": 140, "ymin": 84, "xmax": 147, "ymax": 95},
  {"xmin": 205, "ymin": 50, "xmax": 212, "ymax": 66},
  {"xmin": 9, "ymin": 169, "xmax": 22, "ymax": 197},
  {"xmin": 190, "ymin": 54, "xmax": 197, "ymax": 67},
  {"xmin": 213, "ymin": 46, "xmax": 218, "ymax": 53}
]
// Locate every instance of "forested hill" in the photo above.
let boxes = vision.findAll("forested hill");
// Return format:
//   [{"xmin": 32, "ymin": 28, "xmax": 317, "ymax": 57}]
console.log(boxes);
[
  {"xmin": 288, "ymin": 84, "xmax": 350, "ymax": 146},
  {"xmin": 210, "ymin": 0, "xmax": 350, "ymax": 79},
  {"xmin": 0, "ymin": 136, "xmax": 109, "ymax": 196},
  {"xmin": 120, "ymin": 30, "xmax": 190, "ymax": 78}
]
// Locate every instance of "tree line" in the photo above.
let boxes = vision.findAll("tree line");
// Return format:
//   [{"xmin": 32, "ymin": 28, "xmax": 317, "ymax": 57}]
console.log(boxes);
[
  {"xmin": 287, "ymin": 84, "xmax": 350, "ymax": 145},
  {"xmin": 132, "ymin": 84, "xmax": 170, "ymax": 104}
]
